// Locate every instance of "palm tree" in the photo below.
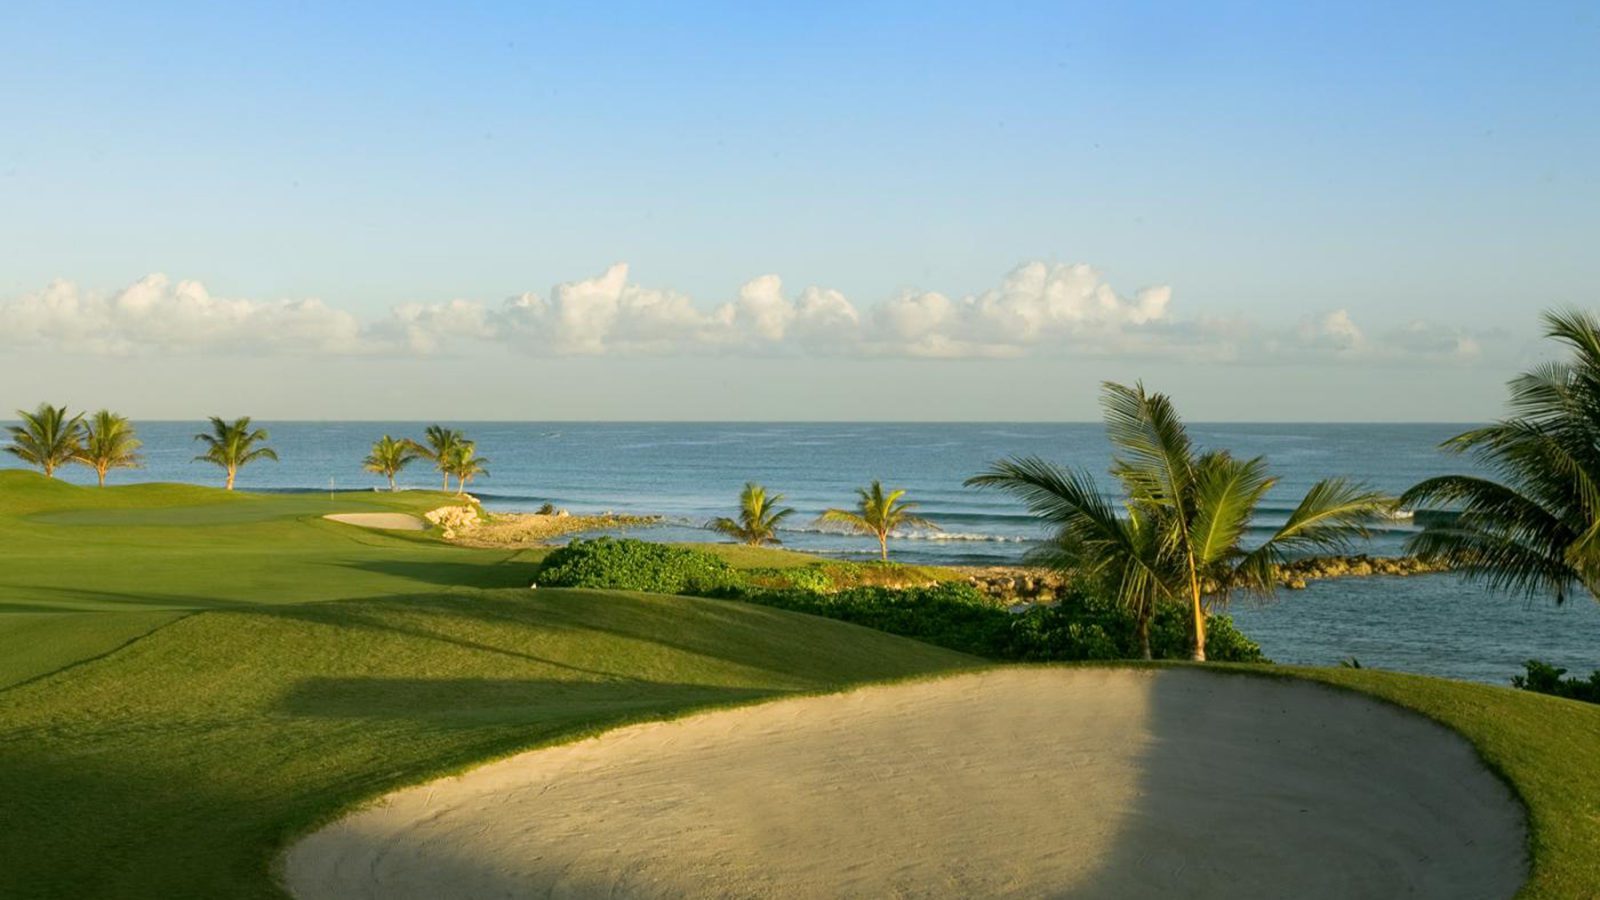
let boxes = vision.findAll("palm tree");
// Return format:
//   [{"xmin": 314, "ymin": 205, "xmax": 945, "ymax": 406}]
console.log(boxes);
[
  {"xmin": 445, "ymin": 442, "xmax": 488, "ymax": 495},
  {"xmin": 818, "ymin": 480, "xmax": 938, "ymax": 561},
  {"xmin": 193, "ymin": 416, "xmax": 278, "ymax": 490},
  {"xmin": 5, "ymin": 404, "xmax": 84, "ymax": 478},
  {"xmin": 970, "ymin": 381, "xmax": 1387, "ymax": 661},
  {"xmin": 1401, "ymin": 310, "xmax": 1600, "ymax": 606},
  {"xmin": 411, "ymin": 425, "xmax": 466, "ymax": 492},
  {"xmin": 74, "ymin": 410, "xmax": 142, "ymax": 486},
  {"xmin": 710, "ymin": 482, "xmax": 795, "ymax": 546},
  {"xmin": 966, "ymin": 457, "xmax": 1171, "ymax": 659},
  {"xmin": 363, "ymin": 435, "xmax": 420, "ymax": 491}
]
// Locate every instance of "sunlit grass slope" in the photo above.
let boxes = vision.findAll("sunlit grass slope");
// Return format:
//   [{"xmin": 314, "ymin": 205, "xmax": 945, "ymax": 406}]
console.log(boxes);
[{"xmin": 0, "ymin": 470, "xmax": 518, "ymax": 686}]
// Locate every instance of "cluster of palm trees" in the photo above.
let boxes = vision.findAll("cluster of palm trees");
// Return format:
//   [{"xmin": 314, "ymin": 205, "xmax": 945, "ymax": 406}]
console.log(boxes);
[
  {"xmin": 362, "ymin": 426, "xmax": 488, "ymax": 495},
  {"xmin": 3, "ymin": 405, "xmax": 143, "ymax": 486},
  {"xmin": 712, "ymin": 480, "xmax": 939, "ymax": 562},
  {"xmin": 3, "ymin": 407, "xmax": 277, "ymax": 490}
]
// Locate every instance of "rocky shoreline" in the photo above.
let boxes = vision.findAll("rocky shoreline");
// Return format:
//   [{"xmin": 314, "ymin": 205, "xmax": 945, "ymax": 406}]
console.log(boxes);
[{"xmin": 959, "ymin": 554, "xmax": 1453, "ymax": 606}]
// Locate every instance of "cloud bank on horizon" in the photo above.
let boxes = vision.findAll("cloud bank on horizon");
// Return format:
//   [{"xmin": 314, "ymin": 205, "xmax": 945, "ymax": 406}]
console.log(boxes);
[{"xmin": 0, "ymin": 262, "xmax": 1487, "ymax": 365}]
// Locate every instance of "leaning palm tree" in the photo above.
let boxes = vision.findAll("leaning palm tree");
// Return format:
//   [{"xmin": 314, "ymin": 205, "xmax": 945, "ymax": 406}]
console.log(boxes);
[
  {"xmin": 818, "ymin": 480, "xmax": 938, "ymax": 561},
  {"xmin": 970, "ymin": 381, "xmax": 1387, "ymax": 661},
  {"xmin": 445, "ymin": 442, "xmax": 488, "ymax": 495},
  {"xmin": 193, "ymin": 416, "xmax": 277, "ymax": 490},
  {"xmin": 968, "ymin": 458, "xmax": 1171, "ymax": 658},
  {"xmin": 73, "ymin": 410, "xmax": 142, "ymax": 486},
  {"xmin": 411, "ymin": 425, "xmax": 466, "ymax": 492},
  {"xmin": 710, "ymin": 482, "xmax": 795, "ymax": 546},
  {"xmin": 363, "ymin": 435, "xmax": 420, "ymax": 491},
  {"xmin": 5, "ymin": 403, "xmax": 84, "ymax": 478},
  {"xmin": 1401, "ymin": 309, "xmax": 1600, "ymax": 606}
]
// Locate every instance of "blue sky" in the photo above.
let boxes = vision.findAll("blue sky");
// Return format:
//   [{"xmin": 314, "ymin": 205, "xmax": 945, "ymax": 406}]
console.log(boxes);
[{"xmin": 0, "ymin": 1, "xmax": 1595, "ymax": 419}]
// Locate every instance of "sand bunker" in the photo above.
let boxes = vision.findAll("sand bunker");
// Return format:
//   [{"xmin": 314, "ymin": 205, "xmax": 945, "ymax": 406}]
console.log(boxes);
[
  {"xmin": 283, "ymin": 668, "xmax": 1526, "ymax": 899},
  {"xmin": 322, "ymin": 513, "xmax": 428, "ymax": 531}
]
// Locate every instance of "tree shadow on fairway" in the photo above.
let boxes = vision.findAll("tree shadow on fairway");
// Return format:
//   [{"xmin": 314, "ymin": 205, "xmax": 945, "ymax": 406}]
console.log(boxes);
[
  {"xmin": 239, "ymin": 598, "xmax": 632, "ymax": 680},
  {"xmin": 0, "ymin": 583, "xmax": 259, "ymax": 612},
  {"xmin": 277, "ymin": 676, "xmax": 780, "ymax": 724},
  {"xmin": 333, "ymin": 559, "xmax": 532, "ymax": 590}
]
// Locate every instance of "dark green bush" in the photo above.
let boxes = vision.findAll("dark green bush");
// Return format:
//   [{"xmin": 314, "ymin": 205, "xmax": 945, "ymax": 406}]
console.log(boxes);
[
  {"xmin": 538, "ymin": 539, "xmax": 1265, "ymax": 664},
  {"xmin": 1512, "ymin": 659, "xmax": 1600, "ymax": 704},
  {"xmin": 714, "ymin": 579, "xmax": 1266, "ymax": 663},
  {"xmin": 538, "ymin": 538, "xmax": 740, "ymax": 594}
]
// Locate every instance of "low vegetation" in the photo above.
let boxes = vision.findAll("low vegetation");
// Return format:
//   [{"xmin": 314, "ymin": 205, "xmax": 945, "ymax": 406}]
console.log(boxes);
[
  {"xmin": 538, "ymin": 538, "xmax": 1264, "ymax": 663},
  {"xmin": 1513, "ymin": 659, "xmax": 1600, "ymax": 704}
]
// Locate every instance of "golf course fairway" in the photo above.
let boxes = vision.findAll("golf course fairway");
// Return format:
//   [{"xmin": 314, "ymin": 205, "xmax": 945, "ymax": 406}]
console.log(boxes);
[{"xmin": 1, "ymin": 471, "xmax": 1598, "ymax": 899}]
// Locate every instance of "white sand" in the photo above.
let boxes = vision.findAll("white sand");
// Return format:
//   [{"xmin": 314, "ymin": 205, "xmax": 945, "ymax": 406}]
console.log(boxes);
[
  {"xmin": 283, "ymin": 668, "xmax": 1526, "ymax": 899},
  {"xmin": 322, "ymin": 513, "xmax": 428, "ymax": 531}
]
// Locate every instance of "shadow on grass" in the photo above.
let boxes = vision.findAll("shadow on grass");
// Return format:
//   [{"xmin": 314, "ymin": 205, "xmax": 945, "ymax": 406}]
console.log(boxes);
[
  {"xmin": 277, "ymin": 676, "xmax": 780, "ymax": 723},
  {"xmin": 334, "ymin": 559, "xmax": 533, "ymax": 590},
  {"xmin": 0, "ymin": 583, "xmax": 257, "ymax": 612}
]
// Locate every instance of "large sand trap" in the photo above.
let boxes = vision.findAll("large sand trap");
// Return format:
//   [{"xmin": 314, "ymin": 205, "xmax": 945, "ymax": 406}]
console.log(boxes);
[
  {"xmin": 283, "ymin": 668, "xmax": 1527, "ymax": 899},
  {"xmin": 322, "ymin": 513, "xmax": 428, "ymax": 531}
]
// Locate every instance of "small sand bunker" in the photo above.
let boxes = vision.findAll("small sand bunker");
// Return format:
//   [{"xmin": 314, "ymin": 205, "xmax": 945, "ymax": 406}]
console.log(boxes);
[
  {"xmin": 283, "ymin": 668, "xmax": 1527, "ymax": 899},
  {"xmin": 322, "ymin": 513, "xmax": 428, "ymax": 531}
]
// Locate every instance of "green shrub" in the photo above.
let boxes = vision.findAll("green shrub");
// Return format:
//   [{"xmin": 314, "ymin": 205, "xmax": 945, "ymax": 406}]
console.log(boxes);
[
  {"xmin": 539, "ymin": 538, "xmax": 740, "ymax": 594},
  {"xmin": 716, "ymin": 579, "xmax": 1266, "ymax": 664},
  {"xmin": 537, "ymin": 539, "xmax": 1265, "ymax": 664},
  {"xmin": 1513, "ymin": 659, "xmax": 1600, "ymax": 704}
]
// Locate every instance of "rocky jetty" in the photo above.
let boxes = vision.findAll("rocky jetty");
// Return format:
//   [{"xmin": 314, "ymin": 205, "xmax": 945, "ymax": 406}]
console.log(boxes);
[
  {"xmin": 961, "ymin": 554, "xmax": 1452, "ymax": 605},
  {"xmin": 1275, "ymin": 554, "xmax": 1450, "ymax": 589}
]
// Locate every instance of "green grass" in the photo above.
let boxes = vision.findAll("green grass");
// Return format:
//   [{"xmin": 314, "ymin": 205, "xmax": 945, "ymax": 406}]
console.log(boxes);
[{"xmin": 2, "ymin": 470, "xmax": 1598, "ymax": 899}]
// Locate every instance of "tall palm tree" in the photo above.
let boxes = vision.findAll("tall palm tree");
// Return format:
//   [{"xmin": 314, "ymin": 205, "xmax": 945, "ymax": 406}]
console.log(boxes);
[
  {"xmin": 410, "ymin": 425, "xmax": 466, "ymax": 492},
  {"xmin": 445, "ymin": 442, "xmax": 488, "ymax": 495},
  {"xmin": 5, "ymin": 403, "xmax": 84, "ymax": 478},
  {"xmin": 193, "ymin": 416, "xmax": 277, "ymax": 490},
  {"xmin": 818, "ymin": 480, "xmax": 938, "ymax": 561},
  {"xmin": 970, "ymin": 381, "xmax": 1386, "ymax": 661},
  {"xmin": 710, "ymin": 482, "xmax": 795, "ymax": 546},
  {"xmin": 363, "ymin": 435, "xmax": 420, "ymax": 491},
  {"xmin": 1401, "ymin": 310, "xmax": 1600, "ymax": 605},
  {"xmin": 74, "ymin": 410, "xmax": 142, "ymax": 486}
]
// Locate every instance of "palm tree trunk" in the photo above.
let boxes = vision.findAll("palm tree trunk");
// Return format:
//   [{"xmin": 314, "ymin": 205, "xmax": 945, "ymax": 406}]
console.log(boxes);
[
  {"xmin": 97, "ymin": 466, "xmax": 106, "ymax": 487},
  {"xmin": 878, "ymin": 532, "xmax": 888, "ymax": 561},
  {"xmin": 43, "ymin": 460, "xmax": 54, "ymax": 478},
  {"xmin": 388, "ymin": 473, "xmax": 397, "ymax": 491},
  {"xmin": 442, "ymin": 471, "xmax": 449, "ymax": 492},
  {"xmin": 226, "ymin": 467, "xmax": 236, "ymax": 491},
  {"xmin": 1137, "ymin": 615, "xmax": 1153, "ymax": 661},
  {"xmin": 1188, "ymin": 565, "xmax": 1207, "ymax": 662}
]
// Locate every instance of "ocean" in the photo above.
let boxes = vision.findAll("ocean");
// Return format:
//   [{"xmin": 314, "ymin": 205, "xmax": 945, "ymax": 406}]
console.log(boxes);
[{"xmin": 11, "ymin": 420, "xmax": 1600, "ymax": 684}]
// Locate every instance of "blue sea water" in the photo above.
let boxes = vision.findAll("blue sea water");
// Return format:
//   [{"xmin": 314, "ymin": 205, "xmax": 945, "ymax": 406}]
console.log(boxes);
[{"xmin": 8, "ymin": 420, "xmax": 1599, "ymax": 684}]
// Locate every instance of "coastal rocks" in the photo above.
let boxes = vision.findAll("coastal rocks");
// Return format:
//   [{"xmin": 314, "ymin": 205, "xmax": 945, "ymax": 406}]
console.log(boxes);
[
  {"xmin": 1276, "ymin": 554, "xmax": 1449, "ymax": 586},
  {"xmin": 961, "ymin": 554, "xmax": 1451, "ymax": 603},
  {"xmin": 960, "ymin": 567, "xmax": 1072, "ymax": 607},
  {"xmin": 425, "ymin": 505, "xmax": 482, "ymax": 540}
]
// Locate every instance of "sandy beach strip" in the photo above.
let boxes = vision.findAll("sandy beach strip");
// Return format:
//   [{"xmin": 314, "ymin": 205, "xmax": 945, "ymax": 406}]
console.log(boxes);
[{"xmin": 283, "ymin": 667, "xmax": 1526, "ymax": 899}]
